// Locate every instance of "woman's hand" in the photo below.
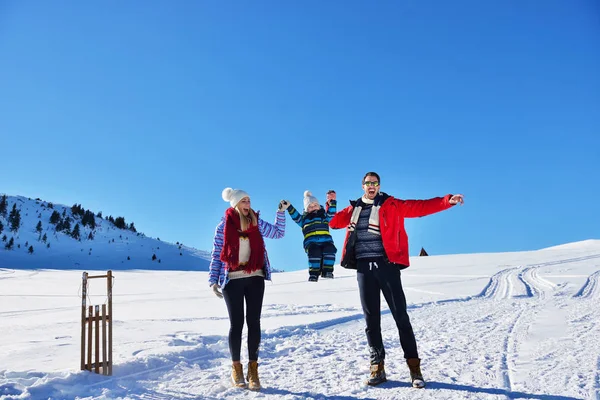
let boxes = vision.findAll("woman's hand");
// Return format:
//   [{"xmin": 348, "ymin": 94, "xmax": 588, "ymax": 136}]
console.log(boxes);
[{"xmin": 211, "ymin": 283, "xmax": 223, "ymax": 298}]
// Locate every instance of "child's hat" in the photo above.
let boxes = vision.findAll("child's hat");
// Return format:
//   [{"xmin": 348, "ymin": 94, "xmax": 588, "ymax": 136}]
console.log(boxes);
[
  {"xmin": 303, "ymin": 190, "xmax": 319, "ymax": 211},
  {"xmin": 222, "ymin": 187, "xmax": 250, "ymax": 208}
]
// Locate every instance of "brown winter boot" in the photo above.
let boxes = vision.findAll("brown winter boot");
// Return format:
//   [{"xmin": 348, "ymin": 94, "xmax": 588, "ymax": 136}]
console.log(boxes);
[
  {"xmin": 231, "ymin": 362, "xmax": 247, "ymax": 388},
  {"xmin": 247, "ymin": 361, "xmax": 261, "ymax": 391},
  {"xmin": 407, "ymin": 358, "xmax": 425, "ymax": 388},
  {"xmin": 365, "ymin": 361, "xmax": 387, "ymax": 386}
]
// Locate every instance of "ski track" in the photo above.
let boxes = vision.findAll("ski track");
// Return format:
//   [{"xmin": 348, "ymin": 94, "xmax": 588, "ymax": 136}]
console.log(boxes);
[
  {"xmin": 478, "ymin": 266, "xmax": 558, "ymax": 300},
  {"xmin": 500, "ymin": 308, "xmax": 523, "ymax": 395},
  {"xmin": 0, "ymin": 270, "xmax": 39, "ymax": 280},
  {"xmin": 573, "ymin": 270, "xmax": 600, "ymax": 299},
  {"xmin": 520, "ymin": 266, "xmax": 556, "ymax": 300},
  {"xmin": 526, "ymin": 253, "xmax": 600, "ymax": 268}
]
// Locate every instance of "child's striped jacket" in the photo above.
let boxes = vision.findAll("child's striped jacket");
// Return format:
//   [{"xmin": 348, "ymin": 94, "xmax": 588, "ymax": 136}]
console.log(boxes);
[{"xmin": 287, "ymin": 200, "xmax": 337, "ymax": 251}]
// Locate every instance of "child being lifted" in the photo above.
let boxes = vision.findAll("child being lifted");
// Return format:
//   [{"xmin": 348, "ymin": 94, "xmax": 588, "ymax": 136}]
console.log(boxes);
[{"xmin": 279, "ymin": 190, "xmax": 337, "ymax": 282}]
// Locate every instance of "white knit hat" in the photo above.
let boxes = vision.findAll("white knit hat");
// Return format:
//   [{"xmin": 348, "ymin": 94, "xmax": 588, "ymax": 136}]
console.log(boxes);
[
  {"xmin": 222, "ymin": 187, "xmax": 250, "ymax": 208},
  {"xmin": 303, "ymin": 190, "xmax": 319, "ymax": 211}
]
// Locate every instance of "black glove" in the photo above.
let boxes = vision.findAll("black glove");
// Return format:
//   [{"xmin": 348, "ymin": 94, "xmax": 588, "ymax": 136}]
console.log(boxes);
[{"xmin": 278, "ymin": 200, "xmax": 291, "ymax": 212}]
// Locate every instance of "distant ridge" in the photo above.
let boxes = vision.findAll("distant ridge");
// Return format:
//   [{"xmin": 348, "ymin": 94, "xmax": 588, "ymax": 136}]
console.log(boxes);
[{"xmin": 0, "ymin": 194, "xmax": 211, "ymax": 271}]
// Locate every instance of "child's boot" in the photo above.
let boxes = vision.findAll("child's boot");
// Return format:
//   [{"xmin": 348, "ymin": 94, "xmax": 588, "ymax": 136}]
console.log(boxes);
[{"xmin": 321, "ymin": 270, "xmax": 334, "ymax": 279}]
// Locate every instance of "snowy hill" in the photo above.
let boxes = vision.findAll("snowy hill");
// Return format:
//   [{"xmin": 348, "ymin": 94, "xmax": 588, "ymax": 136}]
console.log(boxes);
[{"xmin": 0, "ymin": 194, "xmax": 211, "ymax": 271}]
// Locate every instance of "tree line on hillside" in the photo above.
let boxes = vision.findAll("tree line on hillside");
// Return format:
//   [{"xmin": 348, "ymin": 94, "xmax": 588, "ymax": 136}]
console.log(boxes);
[
  {"xmin": 0, "ymin": 196, "xmax": 22, "ymax": 233},
  {"xmin": 1, "ymin": 195, "xmax": 140, "ymax": 254}
]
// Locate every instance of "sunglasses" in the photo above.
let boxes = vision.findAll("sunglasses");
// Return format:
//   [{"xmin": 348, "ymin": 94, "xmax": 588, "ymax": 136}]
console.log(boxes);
[{"xmin": 363, "ymin": 181, "xmax": 379, "ymax": 187}]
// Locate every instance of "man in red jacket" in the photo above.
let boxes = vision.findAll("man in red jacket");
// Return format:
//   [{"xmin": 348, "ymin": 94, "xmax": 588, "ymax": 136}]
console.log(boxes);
[{"xmin": 329, "ymin": 172, "xmax": 464, "ymax": 388}]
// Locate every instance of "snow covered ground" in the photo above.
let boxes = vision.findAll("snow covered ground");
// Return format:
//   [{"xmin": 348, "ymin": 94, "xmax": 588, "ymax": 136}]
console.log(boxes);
[{"xmin": 1, "ymin": 240, "xmax": 599, "ymax": 399}]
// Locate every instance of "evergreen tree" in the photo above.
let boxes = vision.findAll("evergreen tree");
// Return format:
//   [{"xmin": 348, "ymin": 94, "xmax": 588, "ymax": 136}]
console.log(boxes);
[
  {"xmin": 0, "ymin": 221, "xmax": 3, "ymax": 234},
  {"xmin": 5, "ymin": 237, "xmax": 14, "ymax": 250},
  {"xmin": 71, "ymin": 223, "xmax": 80, "ymax": 240},
  {"xmin": 2, "ymin": 234, "xmax": 6, "ymax": 242},
  {"xmin": 36, "ymin": 221, "xmax": 43, "ymax": 233},
  {"xmin": 28, "ymin": 245, "xmax": 34, "ymax": 254},
  {"xmin": 114, "ymin": 216, "xmax": 126, "ymax": 229},
  {"xmin": 0, "ymin": 194, "xmax": 7, "ymax": 217},
  {"xmin": 47, "ymin": 243, "xmax": 50, "ymax": 248},
  {"xmin": 62, "ymin": 218, "xmax": 71, "ymax": 234},
  {"xmin": 88, "ymin": 232, "xmax": 94, "ymax": 240},
  {"xmin": 42, "ymin": 233, "xmax": 48, "ymax": 243},
  {"xmin": 152, "ymin": 253, "xmax": 157, "ymax": 261},
  {"xmin": 82, "ymin": 210, "xmax": 96, "ymax": 229},
  {"xmin": 8, "ymin": 204, "xmax": 21, "ymax": 232},
  {"xmin": 71, "ymin": 204, "xmax": 84, "ymax": 217},
  {"xmin": 96, "ymin": 211, "xmax": 103, "ymax": 219},
  {"xmin": 129, "ymin": 222, "xmax": 137, "ymax": 232},
  {"xmin": 50, "ymin": 210, "xmax": 61, "ymax": 224}
]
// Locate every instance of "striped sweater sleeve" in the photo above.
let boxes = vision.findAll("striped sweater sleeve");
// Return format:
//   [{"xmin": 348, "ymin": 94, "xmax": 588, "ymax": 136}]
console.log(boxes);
[
  {"xmin": 208, "ymin": 220, "xmax": 225, "ymax": 286},
  {"xmin": 287, "ymin": 203, "xmax": 304, "ymax": 227},
  {"xmin": 259, "ymin": 211, "xmax": 286, "ymax": 239},
  {"xmin": 325, "ymin": 200, "xmax": 337, "ymax": 222}
]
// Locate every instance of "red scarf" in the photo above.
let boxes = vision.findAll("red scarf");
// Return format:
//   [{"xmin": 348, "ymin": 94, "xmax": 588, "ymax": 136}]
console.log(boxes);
[{"xmin": 221, "ymin": 207, "xmax": 265, "ymax": 273}]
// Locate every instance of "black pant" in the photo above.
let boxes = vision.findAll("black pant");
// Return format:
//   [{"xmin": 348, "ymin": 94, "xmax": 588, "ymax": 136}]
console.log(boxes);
[
  {"xmin": 357, "ymin": 258, "xmax": 418, "ymax": 363},
  {"xmin": 222, "ymin": 276, "xmax": 265, "ymax": 362}
]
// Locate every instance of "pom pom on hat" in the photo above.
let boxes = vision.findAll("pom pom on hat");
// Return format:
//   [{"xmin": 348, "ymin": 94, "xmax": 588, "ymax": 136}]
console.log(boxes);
[
  {"xmin": 303, "ymin": 190, "xmax": 319, "ymax": 211},
  {"xmin": 222, "ymin": 187, "xmax": 250, "ymax": 208}
]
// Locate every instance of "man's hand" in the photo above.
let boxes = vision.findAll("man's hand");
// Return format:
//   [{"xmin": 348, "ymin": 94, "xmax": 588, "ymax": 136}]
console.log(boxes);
[
  {"xmin": 326, "ymin": 190, "xmax": 336, "ymax": 202},
  {"xmin": 449, "ymin": 194, "xmax": 464, "ymax": 206},
  {"xmin": 211, "ymin": 283, "xmax": 223, "ymax": 299},
  {"xmin": 278, "ymin": 200, "xmax": 291, "ymax": 212}
]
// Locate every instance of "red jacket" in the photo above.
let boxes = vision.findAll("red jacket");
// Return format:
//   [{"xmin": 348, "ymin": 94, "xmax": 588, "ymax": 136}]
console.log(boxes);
[{"xmin": 329, "ymin": 192, "xmax": 454, "ymax": 269}]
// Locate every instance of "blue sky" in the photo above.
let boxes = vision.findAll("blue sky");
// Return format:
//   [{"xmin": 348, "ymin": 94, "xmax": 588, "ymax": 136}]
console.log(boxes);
[{"xmin": 1, "ymin": 1, "xmax": 598, "ymax": 272}]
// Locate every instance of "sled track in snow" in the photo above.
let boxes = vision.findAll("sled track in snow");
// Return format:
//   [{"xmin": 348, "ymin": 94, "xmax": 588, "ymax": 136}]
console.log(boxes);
[
  {"xmin": 573, "ymin": 270, "xmax": 600, "ymax": 299},
  {"xmin": 526, "ymin": 253, "xmax": 600, "ymax": 267},
  {"xmin": 478, "ymin": 267, "xmax": 518, "ymax": 299},
  {"xmin": 519, "ymin": 266, "xmax": 556, "ymax": 299},
  {"xmin": 500, "ymin": 308, "xmax": 525, "ymax": 394},
  {"xmin": 478, "ymin": 266, "xmax": 556, "ymax": 300},
  {"xmin": 477, "ymin": 254, "xmax": 600, "ymax": 300},
  {"xmin": 0, "ymin": 270, "xmax": 39, "ymax": 280}
]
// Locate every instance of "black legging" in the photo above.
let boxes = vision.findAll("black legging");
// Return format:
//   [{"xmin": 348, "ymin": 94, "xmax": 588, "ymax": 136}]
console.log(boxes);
[{"xmin": 222, "ymin": 276, "xmax": 265, "ymax": 362}]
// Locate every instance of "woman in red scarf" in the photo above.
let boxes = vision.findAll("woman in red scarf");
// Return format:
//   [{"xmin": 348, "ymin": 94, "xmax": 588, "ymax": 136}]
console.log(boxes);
[{"xmin": 208, "ymin": 187, "xmax": 287, "ymax": 391}]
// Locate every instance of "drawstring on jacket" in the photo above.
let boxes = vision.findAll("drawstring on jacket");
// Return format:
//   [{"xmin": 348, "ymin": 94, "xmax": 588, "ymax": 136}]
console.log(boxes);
[{"xmin": 369, "ymin": 261, "xmax": 379, "ymax": 271}]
